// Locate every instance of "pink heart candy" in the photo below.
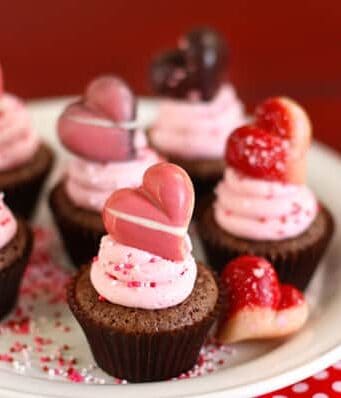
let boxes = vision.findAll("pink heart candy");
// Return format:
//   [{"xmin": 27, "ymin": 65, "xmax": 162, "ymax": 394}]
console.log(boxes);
[
  {"xmin": 103, "ymin": 163, "xmax": 194, "ymax": 261},
  {"xmin": 58, "ymin": 103, "xmax": 134, "ymax": 162},
  {"xmin": 85, "ymin": 76, "xmax": 135, "ymax": 121}
]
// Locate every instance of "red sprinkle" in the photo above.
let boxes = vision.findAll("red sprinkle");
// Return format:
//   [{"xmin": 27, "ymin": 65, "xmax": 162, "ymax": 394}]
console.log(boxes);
[
  {"xmin": 67, "ymin": 367, "xmax": 85, "ymax": 383},
  {"xmin": 150, "ymin": 282, "xmax": 157, "ymax": 288},
  {"xmin": 127, "ymin": 281, "xmax": 141, "ymax": 288},
  {"xmin": 0, "ymin": 354, "xmax": 13, "ymax": 363}
]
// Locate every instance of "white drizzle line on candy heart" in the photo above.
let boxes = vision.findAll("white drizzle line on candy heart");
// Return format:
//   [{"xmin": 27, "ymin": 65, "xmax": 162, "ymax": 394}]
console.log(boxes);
[
  {"xmin": 105, "ymin": 208, "xmax": 187, "ymax": 237},
  {"xmin": 67, "ymin": 115, "xmax": 142, "ymax": 130}
]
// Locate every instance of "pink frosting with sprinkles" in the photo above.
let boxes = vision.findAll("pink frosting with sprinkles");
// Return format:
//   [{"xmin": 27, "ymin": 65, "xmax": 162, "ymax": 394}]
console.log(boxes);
[
  {"xmin": 150, "ymin": 84, "xmax": 246, "ymax": 159},
  {"xmin": 0, "ymin": 194, "xmax": 17, "ymax": 253},
  {"xmin": 90, "ymin": 234, "xmax": 197, "ymax": 309},
  {"xmin": 0, "ymin": 94, "xmax": 40, "ymax": 172},
  {"xmin": 214, "ymin": 167, "xmax": 318, "ymax": 240},
  {"xmin": 65, "ymin": 130, "xmax": 162, "ymax": 212}
]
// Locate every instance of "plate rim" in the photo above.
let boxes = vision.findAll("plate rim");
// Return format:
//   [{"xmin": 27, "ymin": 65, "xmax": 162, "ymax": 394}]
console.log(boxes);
[{"xmin": 0, "ymin": 98, "xmax": 340, "ymax": 398}]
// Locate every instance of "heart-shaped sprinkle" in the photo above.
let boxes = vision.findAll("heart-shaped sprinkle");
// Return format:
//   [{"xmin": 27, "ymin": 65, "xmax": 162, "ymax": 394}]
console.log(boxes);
[
  {"xmin": 58, "ymin": 75, "xmax": 136, "ymax": 162},
  {"xmin": 103, "ymin": 162, "xmax": 194, "ymax": 261},
  {"xmin": 217, "ymin": 256, "xmax": 308, "ymax": 344},
  {"xmin": 151, "ymin": 27, "xmax": 228, "ymax": 101},
  {"xmin": 226, "ymin": 97, "xmax": 312, "ymax": 184}
]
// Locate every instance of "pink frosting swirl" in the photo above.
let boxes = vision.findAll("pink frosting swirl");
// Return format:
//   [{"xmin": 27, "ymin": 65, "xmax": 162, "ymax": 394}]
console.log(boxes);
[
  {"xmin": 90, "ymin": 234, "xmax": 197, "ymax": 309},
  {"xmin": 66, "ymin": 131, "xmax": 162, "ymax": 212},
  {"xmin": 0, "ymin": 94, "xmax": 40, "ymax": 171},
  {"xmin": 150, "ymin": 84, "xmax": 246, "ymax": 159},
  {"xmin": 0, "ymin": 194, "xmax": 17, "ymax": 252},
  {"xmin": 214, "ymin": 168, "xmax": 318, "ymax": 241}
]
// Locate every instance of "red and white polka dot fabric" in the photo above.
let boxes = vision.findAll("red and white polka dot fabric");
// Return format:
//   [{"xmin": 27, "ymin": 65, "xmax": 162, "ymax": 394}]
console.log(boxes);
[{"xmin": 261, "ymin": 361, "xmax": 341, "ymax": 397}]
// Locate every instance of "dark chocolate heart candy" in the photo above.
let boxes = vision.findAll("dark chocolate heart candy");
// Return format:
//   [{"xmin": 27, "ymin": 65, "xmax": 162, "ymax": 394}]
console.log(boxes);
[
  {"xmin": 150, "ymin": 50, "xmax": 191, "ymax": 99},
  {"xmin": 181, "ymin": 27, "xmax": 228, "ymax": 101},
  {"xmin": 150, "ymin": 27, "xmax": 228, "ymax": 101}
]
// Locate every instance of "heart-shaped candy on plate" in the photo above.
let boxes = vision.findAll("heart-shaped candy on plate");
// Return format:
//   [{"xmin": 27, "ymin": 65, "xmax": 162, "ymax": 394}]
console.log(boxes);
[
  {"xmin": 217, "ymin": 256, "xmax": 308, "ymax": 344},
  {"xmin": 103, "ymin": 162, "xmax": 194, "ymax": 261},
  {"xmin": 151, "ymin": 27, "xmax": 228, "ymax": 101},
  {"xmin": 58, "ymin": 76, "xmax": 136, "ymax": 163},
  {"xmin": 226, "ymin": 97, "xmax": 312, "ymax": 184}
]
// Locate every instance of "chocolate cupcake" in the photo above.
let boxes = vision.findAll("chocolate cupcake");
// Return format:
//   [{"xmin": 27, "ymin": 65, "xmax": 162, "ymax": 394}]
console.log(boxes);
[
  {"xmin": 0, "ymin": 65, "xmax": 54, "ymax": 219},
  {"xmin": 67, "ymin": 163, "xmax": 219, "ymax": 382},
  {"xmin": 0, "ymin": 194, "xmax": 33, "ymax": 319},
  {"xmin": 49, "ymin": 75, "xmax": 161, "ymax": 267},
  {"xmin": 198, "ymin": 97, "xmax": 334, "ymax": 290},
  {"xmin": 149, "ymin": 27, "xmax": 246, "ymax": 208}
]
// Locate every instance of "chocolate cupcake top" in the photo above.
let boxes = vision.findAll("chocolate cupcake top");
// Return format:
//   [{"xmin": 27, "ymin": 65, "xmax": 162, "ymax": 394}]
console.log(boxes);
[
  {"xmin": 0, "ymin": 64, "xmax": 40, "ymax": 172},
  {"xmin": 0, "ymin": 193, "xmax": 17, "ymax": 259},
  {"xmin": 149, "ymin": 27, "xmax": 246, "ymax": 160},
  {"xmin": 89, "ymin": 162, "xmax": 199, "ymax": 310},
  {"xmin": 214, "ymin": 97, "xmax": 319, "ymax": 241},
  {"xmin": 57, "ymin": 76, "xmax": 161, "ymax": 212}
]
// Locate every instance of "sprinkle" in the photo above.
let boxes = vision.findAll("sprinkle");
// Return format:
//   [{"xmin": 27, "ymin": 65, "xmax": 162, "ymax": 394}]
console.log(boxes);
[
  {"xmin": 98, "ymin": 295, "xmax": 106, "ymax": 302},
  {"xmin": 67, "ymin": 368, "xmax": 85, "ymax": 383},
  {"xmin": 280, "ymin": 215, "xmax": 287, "ymax": 224},
  {"xmin": 150, "ymin": 282, "xmax": 157, "ymax": 288},
  {"xmin": 0, "ymin": 354, "xmax": 13, "ymax": 363},
  {"xmin": 127, "ymin": 281, "xmax": 141, "ymax": 288}
]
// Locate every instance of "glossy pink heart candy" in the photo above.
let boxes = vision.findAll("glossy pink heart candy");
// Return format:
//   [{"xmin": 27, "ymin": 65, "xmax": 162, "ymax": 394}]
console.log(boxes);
[
  {"xmin": 103, "ymin": 163, "xmax": 194, "ymax": 261},
  {"xmin": 58, "ymin": 76, "xmax": 136, "ymax": 162},
  {"xmin": 58, "ymin": 103, "xmax": 134, "ymax": 162},
  {"xmin": 85, "ymin": 76, "xmax": 135, "ymax": 121}
]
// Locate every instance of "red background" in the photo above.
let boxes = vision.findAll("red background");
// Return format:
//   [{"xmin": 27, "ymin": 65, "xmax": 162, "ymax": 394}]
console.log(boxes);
[{"xmin": 1, "ymin": 0, "xmax": 341, "ymax": 151}]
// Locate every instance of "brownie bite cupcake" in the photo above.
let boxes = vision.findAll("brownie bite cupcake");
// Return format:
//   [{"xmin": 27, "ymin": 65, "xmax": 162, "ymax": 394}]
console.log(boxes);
[
  {"xmin": 68, "ymin": 163, "xmax": 219, "ymax": 382},
  {"xmin": 0, "ymin": 193, "xmax": 33, "ymax": 319},
  {"xmin": 0, "ymin": 64, "xmax": 54, "ymax": 219},
  {"xmin": 149, "ymin": 27, "xmax": 246, "ymax": 203},
  {"xmin": 198, "ymin": 97, "xmax": 334, "ymax": 290},
  {"xmin": 49, "ymin": 76, "xmax": 161, "ymax": 267}
]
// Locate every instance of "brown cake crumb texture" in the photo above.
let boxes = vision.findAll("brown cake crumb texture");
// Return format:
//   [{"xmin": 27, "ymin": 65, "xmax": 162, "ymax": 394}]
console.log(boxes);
[
  {"xmin": 199, "ymin": 202, "xmax": 334, "ymax": 290},
  {"xmin": 68, "ymin": 262, "xmax": 219, "ymax": 381},
  {"xmin": 0, "ymin": 219, "xmax": 33, "ymax": 318},
  {"xmin": 49, "ymin": 182, "xmax": 105, "ymax": 267},
  {"xmin": 70, "ymin": 262, "xmax": 218, "ymax": 334},
  {"xmin": 0, "ymin": 143, "xmax": 54, "ymax": 219}
]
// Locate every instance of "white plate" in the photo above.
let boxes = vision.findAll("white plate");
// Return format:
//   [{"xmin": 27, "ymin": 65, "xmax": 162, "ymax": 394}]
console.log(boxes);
[{"xmin": 0, "ymin": 98, "xmax": 340, "ymax": 398}]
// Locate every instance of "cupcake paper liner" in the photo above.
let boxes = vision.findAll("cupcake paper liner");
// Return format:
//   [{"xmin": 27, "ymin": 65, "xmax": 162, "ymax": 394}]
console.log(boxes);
[
  {"xmin": 0, "ymin": 222, "xmax": 33, "ymax": 319},
  {"xmin": 49, "ymin": 185, "xmax": 105, "ymax": 268},
  {"xmin": 0, "ymin": 143, "xmax": 54, "ymax": 220},
  {"xmin": 67, "ymin": 264, "xmax": 220, "ymax": 383},
  {"xmin": 198, "ymin": 204, "xmax": 334, "ymax": 291}
]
